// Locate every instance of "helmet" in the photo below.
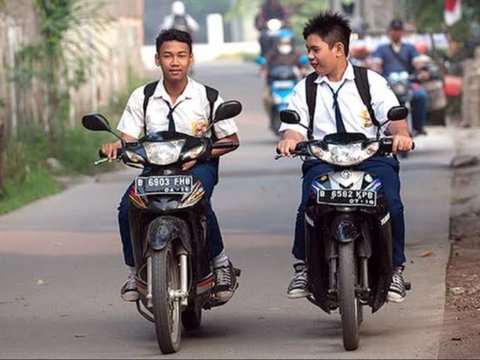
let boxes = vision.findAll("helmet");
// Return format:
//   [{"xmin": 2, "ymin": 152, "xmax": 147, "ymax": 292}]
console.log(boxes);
[{"xmin": 172, "ymin": 1, "xmax": 185, "ymax": 16}]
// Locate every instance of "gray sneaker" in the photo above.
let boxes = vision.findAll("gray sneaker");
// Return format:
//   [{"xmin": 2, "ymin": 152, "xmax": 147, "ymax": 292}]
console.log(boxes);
[
  {"xmin": 213, "ymin": 261, "xmax": 238, "ymax": 303},
  {"xmin": 121, "ymin": 273, "xmax": 139, "ymax": 302},
  {"xmin": 287, "ymin": 262, "xmax": 310, "ymax": 299},
  {"xmin": 388, "ymin": 267, "xmax": 406, "ymax": 303}
]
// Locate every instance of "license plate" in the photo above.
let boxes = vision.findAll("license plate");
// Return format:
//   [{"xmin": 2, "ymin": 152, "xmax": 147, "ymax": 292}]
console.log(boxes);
[
  {"xmin": 135, "ymin": 175, "xmax": 193, "ymax": 195},
  {"xmin": 317, "ymin": 190, "xmax": 377, "ymax": 207}
]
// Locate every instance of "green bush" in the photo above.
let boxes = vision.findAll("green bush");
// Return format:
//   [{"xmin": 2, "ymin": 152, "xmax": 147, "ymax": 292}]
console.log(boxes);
[
  {"xmin": 0, "ymin": 68, "xmax": 146, "ymax": 214},
  {"xmin": 0, "ymin": 166, "xmax": 59, "ymax": 215}
]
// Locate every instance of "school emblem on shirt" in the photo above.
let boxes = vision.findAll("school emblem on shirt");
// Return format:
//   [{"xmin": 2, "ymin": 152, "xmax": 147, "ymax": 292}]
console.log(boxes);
[
  {"xmin": 192, "ymin": 119, "xmax": 208, "ymax": 136},
  {"xmin": 360, "ymin": 109, "xmax": 373, "ymax": 128}
]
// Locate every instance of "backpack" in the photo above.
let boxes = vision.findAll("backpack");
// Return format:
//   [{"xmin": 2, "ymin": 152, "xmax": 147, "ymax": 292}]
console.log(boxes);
[
  {"xmin": 305, "ymin": 65, "xmax": 379, "ymax": 139},
  {"xmin": 141, "ymin": 81, "xmax": 219, "ymax": 137}
]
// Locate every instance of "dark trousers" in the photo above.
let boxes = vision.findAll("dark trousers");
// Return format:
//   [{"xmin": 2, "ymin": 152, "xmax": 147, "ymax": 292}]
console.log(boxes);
[
  {"xmin": 293, "ymin": 156, "xmax": 406, "ymax": 267},
  {"xmin": 118, "ymin": 159, "xmax": 224, "ymax": 267},
  {"xmin": 411, "ymin": 86, "xmax": 429, "ymax": 132}
]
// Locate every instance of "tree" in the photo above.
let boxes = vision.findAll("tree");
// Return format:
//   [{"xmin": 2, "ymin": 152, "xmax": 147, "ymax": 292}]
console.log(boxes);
[
  {"xmin": 13, "ymin": 0, "xmax": 109, "ymax": 143},
  {"xmin": 406, "ymin": 0, "xmax": 480, "ymax": 60}
]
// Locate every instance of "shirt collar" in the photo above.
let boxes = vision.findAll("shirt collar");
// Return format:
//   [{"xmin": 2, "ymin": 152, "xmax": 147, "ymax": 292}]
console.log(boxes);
[
  {"xmin": 153, "ymin": 77, "xmax": 195, "ymax": 104},
  {"xmin": 314, "ymin": 62, "xmax": 355, "ymax": 85}
]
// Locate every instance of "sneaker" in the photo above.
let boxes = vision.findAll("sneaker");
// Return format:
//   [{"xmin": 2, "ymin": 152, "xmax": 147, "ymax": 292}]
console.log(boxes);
[
  {"xmin": 121, "ymin": 272, "xmax": 139, "ymax": 302},
  {"xmin": 213, "ymin": 261, "xmax": 238, "ymax": 303},
  {"xmin": 287, "ymin": 262, "xmax": 310, "ymax": 299},
  {"xmin": 387, "ymin": 267, "xmax": 406, "ymax": 303}
]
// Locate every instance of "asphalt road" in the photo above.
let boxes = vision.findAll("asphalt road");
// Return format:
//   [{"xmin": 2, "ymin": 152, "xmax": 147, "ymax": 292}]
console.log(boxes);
[{"xmin": 0, "ymin": 61, "xmax": 455, "ymax": 358}]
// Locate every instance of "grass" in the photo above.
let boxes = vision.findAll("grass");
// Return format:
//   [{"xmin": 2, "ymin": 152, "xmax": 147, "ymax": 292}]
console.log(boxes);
[
  {"xmin": 0, "ymin": 67, "xmax": 146, "ymax": 215},
  {"xmin": 0, "ymin": 167, "xmax": 59, "ymax": 215}
]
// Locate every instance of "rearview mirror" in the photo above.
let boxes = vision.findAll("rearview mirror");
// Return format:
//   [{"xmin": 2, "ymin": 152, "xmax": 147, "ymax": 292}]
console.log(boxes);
[
  {"xmin": 82, "ymin": 113, "xmax": 112, "ymax": 132},
  {"xmin": 387, "ymin": 106, "xmax": 408, "ymax": 121},
  {"xmin": 280, "ymin": 110, "xmax": 301, "ymax": 124},
  {"xmin": 214, "ymin": 100, "xmax": 242, "ymax": 122}
]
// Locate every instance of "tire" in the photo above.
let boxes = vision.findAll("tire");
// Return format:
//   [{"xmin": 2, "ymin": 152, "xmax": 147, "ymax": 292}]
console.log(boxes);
[
  {"xmin": 270, "ymin": 111, "xmax": 282, "ymax": 136},
  {"xmin": 338, "ymin": 242, "xmax": 360, "ymax": 351},
  {"xmin": 152, "ymin": 245, "xmax": 181, "ymax": 354},
  {"xmin": 182, "ymin": 301, "xmax": 202, "ymax": 330}
]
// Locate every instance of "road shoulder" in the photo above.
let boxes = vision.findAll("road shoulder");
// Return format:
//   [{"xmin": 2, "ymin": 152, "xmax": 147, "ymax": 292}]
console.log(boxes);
[{"xmin": 438, "ymin": 128, "xmax": 480, "ymax": 359}]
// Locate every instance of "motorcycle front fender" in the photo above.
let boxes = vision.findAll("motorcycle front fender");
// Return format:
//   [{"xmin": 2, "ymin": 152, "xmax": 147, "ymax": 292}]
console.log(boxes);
[
  {"xmin": 145, "ymin": 216, "xmax": 191, "ymax": 254},
  {"xmin": 333, "ymin": 214, "xmax": 361, "ymax": 243}
]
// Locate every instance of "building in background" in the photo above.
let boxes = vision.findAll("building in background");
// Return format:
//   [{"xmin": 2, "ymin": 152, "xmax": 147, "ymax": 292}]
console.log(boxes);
[{"xmin": 329, "ymin": 0, "xmax": 407, "ymax": 34}]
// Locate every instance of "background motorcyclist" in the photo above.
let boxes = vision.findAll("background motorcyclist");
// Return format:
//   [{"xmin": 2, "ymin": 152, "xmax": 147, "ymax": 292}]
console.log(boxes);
[
  {"xmin": 101, "ymin": 29, "xmax": 239, "ymax": 304},
  {"xmin": 371, "ymin": 19, "xmax": 430, "ymax": 136},
  {"xmin": 276, "ymin": 11, "xmax": 413, "ymax": 304},
  {"xmin": 160, "ymin": 1, "xmax": 199, "ymax": 39},
  {"xmin": 255, "ymin": 0, "xmax": 289, "ymax": 56},
  {"xmin": 259, "ymin": 29, "xmax": 309, "ymax": 123}
]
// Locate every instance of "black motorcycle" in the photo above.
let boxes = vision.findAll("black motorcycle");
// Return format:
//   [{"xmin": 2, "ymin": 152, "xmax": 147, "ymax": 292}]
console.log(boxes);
[
  {"xmin": 278, "ymin": 106, "xmax": 412, "ymax": 351},
  {"xmin": 82, "ymin": 100, "xmax": 242, "ymax": 354}
]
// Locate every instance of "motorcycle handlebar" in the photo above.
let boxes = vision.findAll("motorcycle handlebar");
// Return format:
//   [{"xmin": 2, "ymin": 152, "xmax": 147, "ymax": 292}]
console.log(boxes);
[
  {"xmin": 95, "ymin": 148, "xmax": 124, "ymax": 166},
  {"xmin": 275, "ymin": 138, "xmax": 415, "ymax": 159},
  {"xmin": 212, "ymin": 142, "xmax": 239, "ymax": 150}
]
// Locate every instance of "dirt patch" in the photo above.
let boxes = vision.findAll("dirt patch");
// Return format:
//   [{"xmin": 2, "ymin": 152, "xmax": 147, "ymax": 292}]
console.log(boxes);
[
  {"xmin": 438, "ymin": 214, "xmax": 480, "ymax": 359},
  {"xmin": 438, "ymin": 152, "xmax": 480, "ymax": 359}
]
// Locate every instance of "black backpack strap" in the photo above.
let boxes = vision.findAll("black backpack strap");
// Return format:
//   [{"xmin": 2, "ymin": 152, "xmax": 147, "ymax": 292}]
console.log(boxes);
[
  {"xmin": 388, "ymin": 45, "xmax": 414, "ymax": 74},
  {"xmin": 353, "ymin": 65, "xmax": 379, "ymax": 127},
  {"xmin": 305, "ymin": 72, "xmax": 318, "ymax": 140},
  {"xmin": 142, "ymin": 80, "xmax": 159, "ymax": 135},
  {"xmin": 204, "ymin": 84, "xmax": 219, "ymax": 140},
  {"xmin": 205, "ymin": 85, "xmax": 219, "ymax": 122}
]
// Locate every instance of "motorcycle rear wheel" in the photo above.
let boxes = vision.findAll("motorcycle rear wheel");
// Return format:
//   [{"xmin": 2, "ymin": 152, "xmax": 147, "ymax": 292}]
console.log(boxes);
[
  {"xmin": 338, "ymin": 242, "xmax": 360, "ymax": 351},
  {"xmin": 152, "ymin": 245, "xmax": 181, "ymax": 354}
]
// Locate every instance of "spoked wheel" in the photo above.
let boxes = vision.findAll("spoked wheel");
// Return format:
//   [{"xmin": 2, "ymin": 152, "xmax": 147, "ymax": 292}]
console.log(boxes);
[
  {"xmin": 338, "ymin": 242, "xmax": 360, "ymax": 351},
  {"xmin": 182, "ymin": 300, "xmax": 202, "ymax": 330},
  {"xmin": 152, "ymin": 244, "xmax": 181, "ymax": 354}
]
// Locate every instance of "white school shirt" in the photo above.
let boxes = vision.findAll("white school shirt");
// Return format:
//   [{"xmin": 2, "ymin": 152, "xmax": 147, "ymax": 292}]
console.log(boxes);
[
  {"xmin": 279, "ymin": 62, "xmax": 400, "ymax": 139},
  {"xmin": 117, "ymin": 78, "xmax": 238, "ymax": 139}
]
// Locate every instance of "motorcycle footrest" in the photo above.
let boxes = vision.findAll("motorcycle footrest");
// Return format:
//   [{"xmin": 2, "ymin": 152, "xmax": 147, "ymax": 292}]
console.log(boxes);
[{"xmin": 405, "ymin": 282, "xmax": 412, "ymax": 291}]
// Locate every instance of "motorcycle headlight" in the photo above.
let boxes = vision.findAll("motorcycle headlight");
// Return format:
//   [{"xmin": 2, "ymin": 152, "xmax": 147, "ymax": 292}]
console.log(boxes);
[
  {"xmin": 143, "ymin": 140, "xmax": 185, "ymax": 165},
  {"xmin": 266, "ymin": 19, "xmax": 282, "ymax": 31},
  {"xmin": 392, "ymin": 82, "xmax": 408, "ymax": 96},
  {"xmin": 310, "ymin": 142, "xmax": 379, "ymax": 166},
  {"xmin": 182, "ymin": 144, "xmax": 206, "ymax": 161}
]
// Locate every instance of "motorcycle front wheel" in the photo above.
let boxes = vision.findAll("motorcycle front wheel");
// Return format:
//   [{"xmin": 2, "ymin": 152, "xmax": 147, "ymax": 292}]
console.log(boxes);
[
  {"xmin": 338, "ymin": 242, "xmax": 360, "ymax": 351},
  {"xmin": 152, "ymin": 244, "xmax": 181, "ymax": 354}
]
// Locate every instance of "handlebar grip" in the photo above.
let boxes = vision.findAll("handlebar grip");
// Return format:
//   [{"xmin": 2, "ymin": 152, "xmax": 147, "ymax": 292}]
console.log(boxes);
[
  {"xmin": 96, "ymin": 148, "xmax": 123, "ymax": 163},
  {"xmin": 212, "ymin": 142, "xmax": 239, "ymax": 149}
]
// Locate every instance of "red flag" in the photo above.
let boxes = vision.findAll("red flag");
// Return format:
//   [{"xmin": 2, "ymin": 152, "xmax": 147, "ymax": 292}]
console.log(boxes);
[{"xmin": 444, "ymin": 0, "xmax": 462, "ymax": 26}]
